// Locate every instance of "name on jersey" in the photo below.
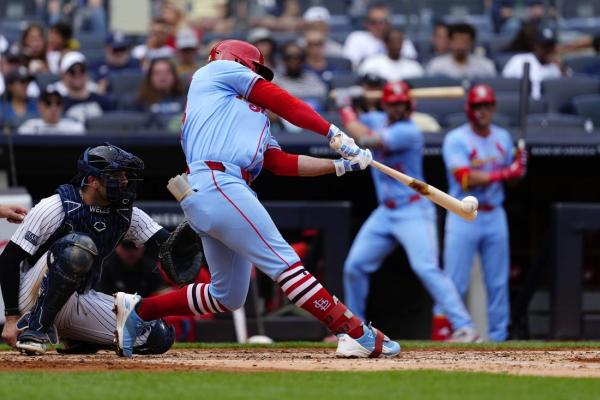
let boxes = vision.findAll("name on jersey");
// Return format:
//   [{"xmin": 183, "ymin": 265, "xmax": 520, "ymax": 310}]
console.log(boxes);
[
  {"xmin": 25, "ymin": 231, "xmax": 40, "ymax": 246},
  {"xmin": 90, "ymin": 205, "xmax": 111, "ymax": 214}
]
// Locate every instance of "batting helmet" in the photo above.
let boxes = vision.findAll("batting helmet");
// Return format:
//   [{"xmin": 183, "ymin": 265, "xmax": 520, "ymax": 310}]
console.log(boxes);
[
  {"xmin": 381, "ymin": 81, "xmax": 413, "ymax": 111},
  {"xmin": 466, "ymin": 84, "xmax": 496, "ymax": 122},
  {"xmin": 209, "ymin": 39, "xmax": 274, "ymax": 81},
  {"xmin": 76, "ymin": 143, "xmax": 144, "ymax": 207}
]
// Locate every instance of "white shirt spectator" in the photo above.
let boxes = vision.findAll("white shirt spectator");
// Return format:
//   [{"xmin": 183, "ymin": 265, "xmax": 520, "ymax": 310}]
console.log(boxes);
[
  {"xmin": 343, "ymin": 31, "xmax": 418, "ymax": 68},
  {"xmin": 18, "ymin": 118, "xmax": 85, "ymax": 135},
  {"xmin": 358, "ymin": 54, "xmax": 424, "ymax": 81},
  {"xmin": 426, "ymin": 54, "xmax": 496, "ymax": 79},
  {"xmin": 502, "ymin": 53, "xmax": 561, "ymax": 99}
]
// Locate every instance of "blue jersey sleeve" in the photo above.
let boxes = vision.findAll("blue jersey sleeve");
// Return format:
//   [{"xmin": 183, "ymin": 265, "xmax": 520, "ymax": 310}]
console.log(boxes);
[
  {"xmin": 207, "ymin": 60, "xmax": 261, "ymax": 98},
  {"xmin": 443, "ymin": 131, "xmax": 470, "ymax": 171},
  {"xmin": 380, "ymin": 121, "xmax": 422, "ymax": 151}
]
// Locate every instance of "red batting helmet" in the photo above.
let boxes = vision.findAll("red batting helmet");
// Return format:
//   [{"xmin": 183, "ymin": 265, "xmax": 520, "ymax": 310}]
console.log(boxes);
[
  {"xmin": 466, "ymin": 84, "xmax": 496, "ymax": 122},
  {"xmin": 381, "ymin": 81, "xmax": 413, "ymax": 110},
  {"xmin": 209, "ymin": 39, "xmax": 274, "ymax": 81}
]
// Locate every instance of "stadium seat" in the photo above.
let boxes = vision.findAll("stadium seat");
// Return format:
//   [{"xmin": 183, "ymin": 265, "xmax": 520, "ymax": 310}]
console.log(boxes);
[
  {"xmin": 542, "ymin": 76, "xmax": 600, "ymax": 113},
  {"xmin": 526, "ymin": 113, "xmax": 589, "ymax": 130},
  {"xmin": 494, "ymin": 52, "xmax": 518, "ymax": 72},
  {"xmin": 108, "ymin": 71, "xmax": 145, "ymax": 96},
  {"xmin": 75, "ymin": 33, "xmax": 106, "ymax": 50},
  {"xmin": 325, "ymin": 56, "xmax": 352, "ymax": 72},
  {"xmin": 564, "ymin": 55, "xmax": 600, "ymax": 75},
  {"xmin": 495, "ymin": 93, "xmax": 546, "ymax": 126},
  {"xmin": 472, "ymin": 77, "xmax": 521, "ymax": 93},
  {"xmin": 328, "ymin": 72, "xmax": 359, "ymax": 89},
  {"xmin": 414, "ymin": 99, "xmax": 464, "ymax": 125},
  {"xmin": 558, "ymin": 0, "xmax": 600, "ymax": 18},
  {"xmin": 35, "ymin": 73, "xmax": 60, "ymax": 90},
  {"xmin": 86, "ymin": 111, "xmax": 150, "ymax": 132},
  {"xmin": 445, "ymin": 112, "xmax": 511, "ymax": 129},
  {"xmin": 573, "ymin": 94, "xmax": 600, "ymax": 127},
  {"xmin": 405, "ymin": 76, "xmax": 462, "ymax": 88}
]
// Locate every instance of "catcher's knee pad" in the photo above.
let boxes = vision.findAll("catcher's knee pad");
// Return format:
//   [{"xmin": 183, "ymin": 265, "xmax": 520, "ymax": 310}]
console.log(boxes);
[
  {"xmin": 26, "ymin": 233, "xmax": 98, "ymax": 332},
  {"xmin": 134, "ymin": 319, "xmax": 175, "ymax": 355}
]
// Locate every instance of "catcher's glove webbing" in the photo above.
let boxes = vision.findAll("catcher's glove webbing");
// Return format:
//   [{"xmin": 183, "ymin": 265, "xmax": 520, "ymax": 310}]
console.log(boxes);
[{"xmin": 159, "ymin": 221, "xmax": 204, "ymax": 286}]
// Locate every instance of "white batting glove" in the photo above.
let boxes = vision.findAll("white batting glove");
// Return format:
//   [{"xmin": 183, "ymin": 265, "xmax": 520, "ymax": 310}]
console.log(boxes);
[
  {"xmin": 327, "ymin": 124, "xmax": 361, "ymax": 159},
  {"xmin": 333, "ymin": 149, "xmax": 372, "ymax": 176}
]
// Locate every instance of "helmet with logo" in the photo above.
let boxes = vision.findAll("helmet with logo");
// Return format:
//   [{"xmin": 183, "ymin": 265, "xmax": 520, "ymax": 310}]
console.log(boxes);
[
  {"xmin": 76, "ymin": 143, "xmax": 144, "ymax": 207},
  {"xmin": 466, "ymin": 84, "xmax": 496, "ymax": 123},
  {"xmin": 381, "ymin": 81, "xmax": 413, "ymax": 112},
  {"xmin": 209, "ymin": 39, "xmax": 274, "ymax": 81}
]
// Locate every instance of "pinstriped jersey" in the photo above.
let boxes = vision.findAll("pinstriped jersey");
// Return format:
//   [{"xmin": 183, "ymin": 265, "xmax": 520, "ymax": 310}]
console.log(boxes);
[{"xmin": 181, "ymin": 60, "xmax": 274, "ymax": 181}]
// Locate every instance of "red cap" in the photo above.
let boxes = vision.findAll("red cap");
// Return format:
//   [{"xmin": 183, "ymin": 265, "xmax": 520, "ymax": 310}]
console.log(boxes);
[
  {"xmin": 209, "ymin": 39, "xmax": 274, "ymax": 81},
  {"xmin": 381, "ymin": 81, "xmax": 412, "ymax": 104},
  {"xmin": 467, "ymin": 84, "xmax": 496, "ymax": 106}
]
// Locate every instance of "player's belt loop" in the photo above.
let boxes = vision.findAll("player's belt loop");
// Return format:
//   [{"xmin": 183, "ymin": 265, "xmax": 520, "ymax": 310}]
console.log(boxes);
[{"xmin": 204, "ymin": 161, "xmax": 252, "ymax": 185}]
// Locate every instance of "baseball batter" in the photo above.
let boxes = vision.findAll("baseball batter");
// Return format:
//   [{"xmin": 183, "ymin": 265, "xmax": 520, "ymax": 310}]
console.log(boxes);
[
  {"xmin": 435, "ymin": 84, "xmax": 527, "ymax": 341},
  {"xmin": 0, "ymin": 144, "xmax": 175, "ymax": 355},
  {"xmin": 114, "ymin": 40, "xmax": 399, "ymax": 358},
  {"xmin": 338, "ymin": 81, "xmax": 479, "ymax": 342}
]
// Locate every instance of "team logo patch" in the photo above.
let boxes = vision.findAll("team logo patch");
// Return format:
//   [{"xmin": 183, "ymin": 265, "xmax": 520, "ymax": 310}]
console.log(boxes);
[
  {"xmin": 24, "ymin": 231, "xmax": 39, "ymax": 246},
  {"xmin": 93, "ymin": 222, "xmax": 107, "ymax": 232},
  {"xmin": 313, "ymin": 298, "xmax": 331, "ymax": 312}
]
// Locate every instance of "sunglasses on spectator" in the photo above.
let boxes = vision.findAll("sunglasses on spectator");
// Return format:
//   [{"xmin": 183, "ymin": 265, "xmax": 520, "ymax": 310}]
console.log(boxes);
[
  {"xmin": 67, "ymin": 65, "xmax": 86, "ymax": 75},
  {"xmin": 368, "ymin": 18, "xmax": 389, "ymax": 25}
]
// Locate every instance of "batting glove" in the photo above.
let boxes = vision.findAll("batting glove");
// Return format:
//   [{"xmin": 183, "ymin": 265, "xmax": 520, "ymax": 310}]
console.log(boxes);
[
  {"xmin": 333, "ymin": 149, "xmax": 373, "ymax": 176},
  {"xmin": 328, "ymin": 124, "xmax": 361, "ymax": 159}
]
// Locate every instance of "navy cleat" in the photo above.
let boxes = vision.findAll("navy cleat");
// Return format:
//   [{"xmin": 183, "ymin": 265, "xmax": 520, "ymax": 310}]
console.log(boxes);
[
  {"xmin": 113, "ymin": 292, "xmax": 144, "ymax": 358},
  {"xmin": 335, "ymin": 323, "xmax": 400, "ymax": 358}
]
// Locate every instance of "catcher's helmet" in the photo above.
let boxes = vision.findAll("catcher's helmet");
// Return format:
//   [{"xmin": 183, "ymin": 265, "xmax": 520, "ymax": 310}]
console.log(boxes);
[
  {"xmin": 209, "ymin": 39, "xmax": 274, "ymax": 81},
  {"xmin": 466, "ymin": 84, "xmax": 496, "ymax": 122},
  {"xmin": 381, "ymin": 81, "xmax": 413, "ymax": 112},
  {"xmin": 77, "ymin": 143, "xmax": 144, "ymax": 207}
]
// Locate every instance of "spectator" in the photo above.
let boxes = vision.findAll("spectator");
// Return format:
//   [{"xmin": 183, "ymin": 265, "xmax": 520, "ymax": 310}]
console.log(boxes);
[
  {"xmin": 426, "ymin": 23, "xmax": 496, "ymax": 79},
  {"xmin": 247, "ymin": 28, "xmax": 277, "ymax": 70},
  {"xmin": 492, "ymin": 0, "xmax": 556, "ymax": 33},
  {"xmin": 18, "ymin": 88, "xmax": 85, "ymax": 135},
  {"xmin": 161, "ymin": 1, "xmax": 192, "ymax": 42},
  {"xmin": 171, "ymin": 0, "xmax": 236, "ymax": 34},
  {"xmin": 46, "ymin": 22, "xmax": 76, "ymax": 74},
  {"xmin": 93, "ymin": 32, "xmax": 141, "ymax": 93},
  {"xmin": 299, "ymin": 6, "xmax": 344, "ymax": 58},
  {"xmin": 175, "ymin": 29, "xmax": 201, "ymax": 75},
  {"xmin": 505, "ymin": 20, "xmax": 540, "ymax": 53},
  {"xmin": 0, "ymin": 67, "xmax": 38, "ymax": 126},
  {"xmin": 502, "ymin": 26, "xmax": 563, "ymax": 99},
  {"xmin": 244, "ymin": 0, "xmax": 303, "ymax": 32},
  {"xmin": 430, "ymin": 21, "xmax": 450, "ymax": 58},
  {"xmin": 136, "ymin": 58, "xmax": 185, "ymax": 116},
  {"xmin": 358, "ymin": 29, "xmax": 424, "ymax": 82},
  {"xmin": 71, "ymin": 0, "xmax": 109, "ymax": 34},
  {"xmin": 274, "ymin": 42, "xmax": 327, "ymax": 111},
  {"xmin": 343, "ymin": 4, "xmax": 417, "ymax": 68},
  {"xmin": 303, "ymin": 29, "xmax": 349, "ymax": 82},
  {"xmin": 19, "ymin": 23, "xmax": 49, "ymax": 74},
  {"xmin": 99, "ymin": 240, "xmax": 165, "ymax": 297},
  {"xmin": 132, "ymin": 18, "xmax": 175, "ymax": 62},
  {"xmin": 0, "ymin": 48, "xmax": 40, "ymax": 98},
  {"xmin": 57, "ymin": 51, "xmax": 110, "ymax": 122}
]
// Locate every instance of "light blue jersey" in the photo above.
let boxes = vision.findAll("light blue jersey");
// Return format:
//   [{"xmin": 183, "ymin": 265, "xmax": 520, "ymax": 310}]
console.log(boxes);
[
  {"xmin": 181, "ymin": 60, "xmax": 277, "ymax": 181},
  {"xmin": 360, "ymin": 111, "xmax": 428, "ymax": 207},
  {"xmin": 443, "ymin": 123, "xmax": 514, "ymax": 207}
]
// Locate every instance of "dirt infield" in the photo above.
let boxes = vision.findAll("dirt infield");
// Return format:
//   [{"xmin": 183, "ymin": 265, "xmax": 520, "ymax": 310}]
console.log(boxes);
[{"xmin": 2, "ymin": 348, "xmax": 600, "ymax": 377}]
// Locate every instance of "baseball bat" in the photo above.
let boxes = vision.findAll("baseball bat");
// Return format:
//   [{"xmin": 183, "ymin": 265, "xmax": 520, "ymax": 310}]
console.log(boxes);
[
  {"xmin": 517, "ymin": 62, "xmax": 531, "ymax": 151},
  {"xmin": 331, "ymin": 137, "xmax": 477, "ymax": 221},
  {"xmin": 330, "ymin": 86, "xmax": 465, "ymax": 101}
]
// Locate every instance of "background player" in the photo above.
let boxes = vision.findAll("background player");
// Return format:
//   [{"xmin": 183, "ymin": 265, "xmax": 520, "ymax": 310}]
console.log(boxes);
[
  {"xmin": 338, "ymin": 81, "xmax": 480, "ymax": 342},
  {"xmin": 435, "ymin": 84, "xmax": 527, "ymax": 341},
  {"xmin": 114, "ymin": 39, "xmax": 399, "ymax": 359},
  {"xmin": 0, "ymin": 144, "xmax": 174, "ymax": 355},
  {"xmin": 0, "ymin": 205, "xmax": 27, "ymax": 223}
]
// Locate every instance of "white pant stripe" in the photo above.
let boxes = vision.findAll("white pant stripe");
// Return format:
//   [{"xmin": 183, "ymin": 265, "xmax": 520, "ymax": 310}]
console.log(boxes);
[
  {"xmin": 287, "ymin": 276, "xmax": 317, "ymax": 300},
  {"xmin": 296, "ymin": 284, "xmax": 323, "ymax": 307}
]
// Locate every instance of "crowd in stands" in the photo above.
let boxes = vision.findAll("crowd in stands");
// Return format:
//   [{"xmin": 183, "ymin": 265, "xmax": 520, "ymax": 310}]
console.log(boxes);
[{"xmin": 1, "ymin": 0, "xmax": 600, "ymax": 135}]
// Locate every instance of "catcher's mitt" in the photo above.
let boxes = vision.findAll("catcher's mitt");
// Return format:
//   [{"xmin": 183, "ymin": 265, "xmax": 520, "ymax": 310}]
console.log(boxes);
[{"xmin": 159, "ymin": 221, "xmax": 204, "ymax": 286}]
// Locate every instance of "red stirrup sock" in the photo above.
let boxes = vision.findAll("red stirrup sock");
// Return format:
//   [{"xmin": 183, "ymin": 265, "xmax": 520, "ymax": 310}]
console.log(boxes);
[
  {"xmin": 137, "ymin": 283, "xmax": 227, "ymax": 321},
  {"xmin": 277, "ymin": 264, "xmax": 364, "ymax": 338}
]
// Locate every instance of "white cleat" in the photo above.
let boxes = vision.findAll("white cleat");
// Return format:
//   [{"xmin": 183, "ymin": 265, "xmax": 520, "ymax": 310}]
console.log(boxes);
[
  {"xmin": 447, "ymin": 326, "xmax": 482, "ymax": 343},
  {"xmin": 113, "ymin": 292, "xmax": 143, "ymax": 358}
]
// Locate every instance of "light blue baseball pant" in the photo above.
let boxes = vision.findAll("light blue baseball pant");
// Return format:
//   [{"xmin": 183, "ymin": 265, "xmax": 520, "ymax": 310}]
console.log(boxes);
[
  {"xmin": 343, "ymin": 201, "xmax": 473, "ymax": 330},
  {"xmin": 181, "ymin": 167, "xmax": 301, "ymax": 310},
  {"xmin": 440, "ymin": 207, "xmax": 510, "ymax": 341}
]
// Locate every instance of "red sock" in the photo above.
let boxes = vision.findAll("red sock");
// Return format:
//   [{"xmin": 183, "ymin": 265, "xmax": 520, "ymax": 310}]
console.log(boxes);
[
  {"xmin": 137, "ymin": 283, "xmax": 227, "ymax": 321},
  {"xmin": 277, "ymin": 264, "xmax": 363, "ymax": 338}
]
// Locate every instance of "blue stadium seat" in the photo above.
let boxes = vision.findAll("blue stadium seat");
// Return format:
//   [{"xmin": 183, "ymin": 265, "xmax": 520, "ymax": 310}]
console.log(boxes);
[
  {"xmin": 427, "ymin": 0, "xmax": 485, "ymax": 17},
  {"xmin": 328, "ymin": 72, "xmax": 359, "ymax": 89},
  {"xmin": 108, "ymin": 71, "xmax": 145, "ymax": 96},
  {"xmin": 558, "ymin": 0, "xmax": 600, "ymax": 18},
  {"xmin": 573, "ymin": 94, "xmax": 600, "ymax": 127},
  {"xmin": 35, "ymin": 73, "xmax": 60, "ymax": 90},
  {"xmin": 494, "ymin": 52, "xmax": 518, "ymax": 72},
  {"xmin": 75, "ymin": 33, "xmax": 106, "ymax": 50},
  {"xmin": 495, "ymin": 93, "xmax": 546, "ymax": 126},
  {"xmin": 405, "ymin": 76, "xmax": 462, "ymax": 88},
  {"xmin": 325, "ymin": 56, "xmax": 352, "ymax": 72},
  {"xmin": 526, "ymin": 113, "xmax": 589, "ymax": 130},
  {"xmin": 541, "ymin": 76, "xmax": 600, "ymax": 113},
  {"xmin": 564, "ymin": 55, "xmax": 600, "ymax": 75},
  {"xmin": 414, "ymin": 98, "xmax": 464, "ymax": 125},
  {"xmin": 472, "ymin": 77, "xmax": 521, "ymax": 93},
  {"xmin": 86, "ymin": 111, "xmax": 150, "ymax": 132}
]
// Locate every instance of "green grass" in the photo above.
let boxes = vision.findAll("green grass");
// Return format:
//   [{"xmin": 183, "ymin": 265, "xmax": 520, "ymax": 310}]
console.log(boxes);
[{"xmin": 0, "ymin": 370, "xmax": 599, "ymax": 400}]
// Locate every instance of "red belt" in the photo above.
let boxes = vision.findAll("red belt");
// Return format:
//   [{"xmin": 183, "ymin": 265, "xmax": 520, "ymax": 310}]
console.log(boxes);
[
  {"xmin": 383, "ymin": 194, "xmax": 421, "ymax": 209},
  {"xmin": 205, "ymin": 161, "xmax": 251, "ymax": 185},
  {"xmin": 479, "ymin": 204, "xmax": 495, "ymax": 212}
]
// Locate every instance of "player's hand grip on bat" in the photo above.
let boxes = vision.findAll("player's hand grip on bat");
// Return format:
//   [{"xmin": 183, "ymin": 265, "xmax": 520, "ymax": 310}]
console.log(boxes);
[
  {"xmin": 489, "ymin": 146, "xmax": 528, "ymax": 182},
  {"xmin": 327, "ymin": 124, "xmax": 363, "ymax": 159},
  {"xmin": 333, "ymin": 149, "xmax": 373, "ymax": 176}
]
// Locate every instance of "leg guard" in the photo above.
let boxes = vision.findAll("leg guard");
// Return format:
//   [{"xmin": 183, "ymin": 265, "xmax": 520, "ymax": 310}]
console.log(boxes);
[
  {"xmin": 322, "ymin": 296, "xmax": 363, "ymax": 336},
  {"xmin": 20, "ymin": 233, "xmax": 97, "ymax": 335}
]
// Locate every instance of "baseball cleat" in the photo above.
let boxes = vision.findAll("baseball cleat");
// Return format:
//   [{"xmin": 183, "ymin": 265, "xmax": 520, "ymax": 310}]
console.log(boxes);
[
  {"xmin": 113, "ymin": 292, "xmax": 144, "ymax": 358},
  {"xmin": 335, "ymin": 323, "xmax": 400, "ymax": 358},
  {"xmin": 447, "ymin": 326, "xmax": 482, "ymax": 343},
  {"xmin": 16, "ymin": 329, "xmax": 49, "ymax": 355}
]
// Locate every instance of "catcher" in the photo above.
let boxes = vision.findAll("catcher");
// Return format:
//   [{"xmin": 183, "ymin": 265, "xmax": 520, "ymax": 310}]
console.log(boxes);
[{"xmin": 0, "ymin": 143, "xmax": 201, "ymax": 355}]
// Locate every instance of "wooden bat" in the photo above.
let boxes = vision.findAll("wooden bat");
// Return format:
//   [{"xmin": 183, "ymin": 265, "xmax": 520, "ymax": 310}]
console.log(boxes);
[
  {"xmin": 330, "ymin": 86, "xmax": 465, "ymax": 101},
  {"xmin": 331, "ymin": 137, "xmax": 478, "ymax": 221}
]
